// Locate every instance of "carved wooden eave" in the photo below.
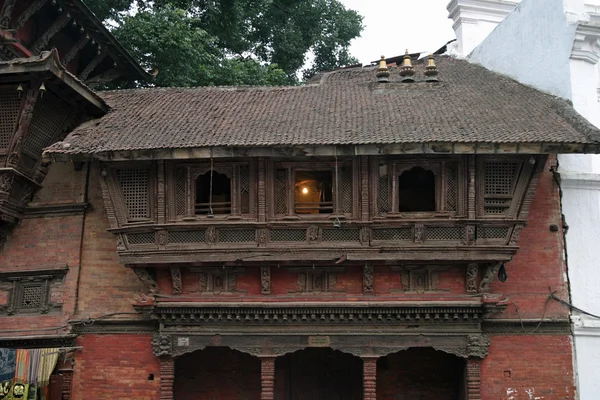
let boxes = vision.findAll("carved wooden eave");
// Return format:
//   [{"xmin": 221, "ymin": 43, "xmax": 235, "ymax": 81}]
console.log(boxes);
[
  {"xmin": 0, "ymin": 49, "xmax": 105, "ymax": 229},
  {"xmin": 0, "ymin": 0, "xmax": 151, "ymax": 84},
  {"xmin": 139, "ymin": 301, "xmax": 502, "ymax": 359},
  {"xmin": 44, "ymin": 142, "xmax": 600, "ymax": 163}
]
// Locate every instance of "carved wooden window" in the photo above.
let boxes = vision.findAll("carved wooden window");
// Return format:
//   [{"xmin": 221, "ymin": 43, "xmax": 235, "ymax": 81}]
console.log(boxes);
[
  {"xmin": 297, "ymin": 270, "xmax": 338, "ymax": 293},
  {"xmin": 116, "ymin": 167, "xmax": 151, "ymax": 221},
  {"xmin": 479, "ymin": 158, "xmax": 525, "ymax": 217},
  {"xmin": 171, "ymin": 162, "xmax": 254, "ymax": 220},
  {"xmin": 376, "ymin": 158, "xmax": 460, "ymax": 216},
  {"xmin": 272, "ymin": 160, "xmax": 353, "ymax": 218},
  {"xmin": 392, "ymin": 266, "xmax": 443, "ymax": 293},
  {"xmin": 0, "ymin": 87, "xmax": 23, "ymax": 151},
  {"xmin": 196, "ymin": 268, "xmax": 244, "ymax": 294},
  {"xmin": 23, "ymin": 92, "xmax": 71, "ymax": 160},
  {"xmin": 0, "ymin": 269, "xmax": 67, "ymax": 315}
]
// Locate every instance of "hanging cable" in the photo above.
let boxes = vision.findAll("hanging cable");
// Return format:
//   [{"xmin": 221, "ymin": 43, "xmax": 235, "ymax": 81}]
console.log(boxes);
[
  {"xmin": 208, "ymin": 149, "xmax": 214, "ymax": 217},
  {"xmin": 334, "ymin": 148, "xmax": 341, "ymax": 228}
]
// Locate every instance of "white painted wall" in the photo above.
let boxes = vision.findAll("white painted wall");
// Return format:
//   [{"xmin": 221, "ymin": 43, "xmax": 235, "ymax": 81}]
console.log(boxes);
[{"xmin": 447, "ymin": 0, "xmax": 600, "ymax": 398}]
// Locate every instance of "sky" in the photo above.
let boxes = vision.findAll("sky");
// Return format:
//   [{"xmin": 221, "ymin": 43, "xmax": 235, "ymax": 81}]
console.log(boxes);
[{"xmin": 340, "ymin": 0, "xmax": 456, "ymax": 65}]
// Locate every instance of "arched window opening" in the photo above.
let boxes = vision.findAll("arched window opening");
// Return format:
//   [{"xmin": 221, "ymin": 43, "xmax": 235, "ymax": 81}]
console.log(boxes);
[
  {"xmin": 398, "ymin": 167, "xmax": 436, "ymax": 212},
  {"xmin": 295, "ymin": 170, "xmax": 333, "ymax": 214},
  {"xmin": 195, "ymin": 170, "xmax": 231, "ymax": 215}
]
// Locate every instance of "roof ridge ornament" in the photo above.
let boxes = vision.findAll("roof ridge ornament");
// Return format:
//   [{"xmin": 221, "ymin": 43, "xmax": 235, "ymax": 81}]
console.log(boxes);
[
  {"xmin": 376, "ymin": 55, "xmax": 390, "ymax": 83},
  {"xmin": 399, "ymin": 49, "xmax": 415, "ymax": 83},
  {"xmin": 424, "ymin": 54, "xmax": 439, "ymax": 82}
]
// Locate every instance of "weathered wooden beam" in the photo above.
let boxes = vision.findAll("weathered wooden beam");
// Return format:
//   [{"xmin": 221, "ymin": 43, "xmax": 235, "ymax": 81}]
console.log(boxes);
[
  {"xmin": 30, "ymin": 12, "xmax": 71, "ymax": 55},
  {"xmin": 6, "ymin": 86, "xmax": 40, "ymax": 168},
  {"xmin": 13, "ymin": 0, "xmax": 47, "ymax": 30},
  {"xmin": 0, "ymin": 0, "xmax": 17, "ymax": 29},
  {"xmin": 85, "ymin": 68, "xmax": 123, "ymax": 88},
  {"xmin": 61, "ymin": 34, "xmax": 89, "ymax": 65},
  {"xmin": 78, "ymin": 51, "xmax": 106, "ymax": 81}
]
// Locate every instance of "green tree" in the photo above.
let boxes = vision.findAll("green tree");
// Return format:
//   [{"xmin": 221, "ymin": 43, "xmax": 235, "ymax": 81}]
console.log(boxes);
[{"xmin": 84, "ymin": 0, "xmax": 363, "ymax": 86}]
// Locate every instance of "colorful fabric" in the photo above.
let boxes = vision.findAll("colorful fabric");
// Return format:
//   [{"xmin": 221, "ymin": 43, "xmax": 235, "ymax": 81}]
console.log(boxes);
[
  {"xmin": 0, "ymin": 350, "xmax": 15, "ymax": 382},
  {"xmin": 37, "ymin": 349, "xmax": 58, "ymax": 400},
  {"xmin": 13, "ymin": 351, "xmax": 28, "ymax": 384}
]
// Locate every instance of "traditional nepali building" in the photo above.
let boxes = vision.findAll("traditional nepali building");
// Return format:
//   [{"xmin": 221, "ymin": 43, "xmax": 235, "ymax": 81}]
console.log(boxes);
[{"xmin": 1, "ymin": 1, "xmax": 600, "ymax": 399}]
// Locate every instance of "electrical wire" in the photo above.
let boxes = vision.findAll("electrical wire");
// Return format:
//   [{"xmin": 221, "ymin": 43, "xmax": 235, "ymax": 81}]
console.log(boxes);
[{"xmin": 550, "ymin": 293, "xmax": 600, "ymax": 319}]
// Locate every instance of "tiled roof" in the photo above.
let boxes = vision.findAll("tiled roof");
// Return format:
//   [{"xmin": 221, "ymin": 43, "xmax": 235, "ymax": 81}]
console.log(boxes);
[{"xmin": 45, "ymin": 56, "xmax": 600, "ymax": 156}]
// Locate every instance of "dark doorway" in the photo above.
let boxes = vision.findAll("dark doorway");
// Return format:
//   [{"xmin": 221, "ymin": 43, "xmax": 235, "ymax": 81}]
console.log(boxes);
[
  {"xmin": 195, "ymin": 170, "xmax": 231, "ymax": 214},
  {"xmin": 275, "ymin": 348, "xmax": 362, "ymax": 400},
  {"xmin": 174, "ymin": 347, "xmax": 260, "ymax": 400},
  {"xmin": 376, "ymin": 348, "xmax": 465, "ymax": 400},
  {"xmin": 398, "ymin": 167, "xmax": 436, "ymax": 212}
]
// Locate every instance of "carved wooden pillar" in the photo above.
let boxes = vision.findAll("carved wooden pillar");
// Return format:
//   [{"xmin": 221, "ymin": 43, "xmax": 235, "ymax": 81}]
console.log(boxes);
[
  {"xmin": 260, "ymin": 357, "xmax": 275, "ymax": 400},
  {"xmin": 363, "ymin": 357, "xmax": 377, "ymax": 400},
  {"xmin": 257, "ymin": 158, "xmax": 266, "ymax": 222},
  {"xmin": 466, "ymin": 358, "xmax": 481, "ymax": 400},
  {"xmin": 159, "ymin": 356, "xmax": 175, "ymax": 400}
]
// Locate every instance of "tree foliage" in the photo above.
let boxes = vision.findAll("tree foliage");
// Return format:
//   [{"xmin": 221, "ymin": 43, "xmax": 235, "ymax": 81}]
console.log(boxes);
[{"xmin": 84, "ymin": 0, "xmax": 363, "ymax": 87}]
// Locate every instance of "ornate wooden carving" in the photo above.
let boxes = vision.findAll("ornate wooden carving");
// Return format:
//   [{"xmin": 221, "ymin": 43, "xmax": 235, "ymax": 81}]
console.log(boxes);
[
  {"xmin": 157, "ymin": 161, "xmax": 166, "ymax": 224},
  {"xmin": 479, "ymin": 262, "xmax": 501, "ymax": 293},
  {"xmin": 359, "ymin": 226, "xmax": 370, "ymax": 245},
  {"xmin": 466, "ymin": 224, "xmax": 475, "ymax": 245},
  {"xmin": 360, "ymin": 156, "xmax": 369, "ymax": 220},
  {"xmin": 363, "ymin": 358, "xmax": 377, "ymax": 400},
  {"xmin": 0, "ymin": 173, "xmax": 13, "ymax": 193},
  {"xmin": 62, "ymin": 34, "xmax": 90, "ymax": 65},
  {"xmin": 261, "ymin": 266, "xmax": 271, "ymax": 295},
  {"xmin": 467, "ymin": 334, "xmax": 491, "ymax": 359},
  {"xmin": 0, "ymin": 0, "xmax": 16, "ymax": 29},
  {"xmin": 6, "ymin": 87, "xmax": 39, "ymax": 168},
  {"xmin": 467, "ymin": 155, "xmax": 476, "ymax": 219},
  {"xmin": 466, "ymin": 263, "xmax": 478, "ymax": 293},
  {"xmin": 509, "ymin": 224, "xmax": 524, "ymax": 246},
  {"xmin": 257, "ymin": 228, "xmax": 267, "ymax": 246},
  {"xmin": 308, "ymin": 225, "xmax": 319, "ymax": 242},
  {"xmin": 394, "ymin": 266, "xmax": 444, "ymax": 292},
  {"xmin": 296, "ymin": 269, "xmax": 339, "ymax": 293},
  {"xmin": 363, "ymin": 264, "xmax": 374, "ymax": 295},
  {"xmin": 159, "ymin": 356, "xmax": 175, "ymax": 400},
  {"xmin": 131, "ymin": 267, "xmax": 158, "ymax": 293},
  {"xmin": 13, "ymin": 0, "xmax": 47, "ymax": 30},
  {"xmin": 170, "ymin": 267, "xmax": 182, "ymax": 295},
  {"xmin": 258, "ymin": 158, "xmax": 266, "ymax": 222},
  {"xmin": 205, "ymin": 227, "xmax": 216, "ymax": 244},
  {"xmin": 196, "ymin": 268, "xmax": 243, "ymax": 294},
  {"xmin": 466, "ymin": 358, "xmax": 482, "ymax": 400},
  {"xmin": 79, "ymin": 51, "xmax": 107, "ymax": 81},
  {"xmin": 518, "ymin": 156, "xmax": 546, "ymax": 219},
  {"xmin": 31, "ymin": 12, "xmax": 71, "ymax": 55},
  {"xmin": 260, "ymin": 357, "xmax": 275, "ymax": 400},
  {"xmin": 414, "ymin": 223, "xmax": 424, "ymax": 243},
  {"xmin": 152, "ymin": 334, "xmax": 172, "ymax": 357}
]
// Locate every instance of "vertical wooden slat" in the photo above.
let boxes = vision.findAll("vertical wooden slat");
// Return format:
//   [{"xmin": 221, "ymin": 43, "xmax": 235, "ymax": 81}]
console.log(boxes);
[
  {"xmin": 363, "ymin": 357, "xmax": 377, "ymax": 400},
  {"xmin": 260, "ymin": 357, "xmax": 275, "ymax": 400},
  {"xmin": 160, "ymin": 357, "xmax": 175, "ymax": 400},
  {"xmin": 466, "ymin": 358, "xmax": 481, "ymax": 400},
  {"xmin": 467, "ymin": 155, "xmax": 476, "ymax": 219},
  {"xmin": 258, "ymin": 158, "xmax": 266, "ymax": 222}
]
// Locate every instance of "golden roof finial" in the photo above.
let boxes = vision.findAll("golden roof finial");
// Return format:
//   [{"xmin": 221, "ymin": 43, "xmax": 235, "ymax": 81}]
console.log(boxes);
[
  {"xmin": 376, "ymin": 55, "xmax": 390, "ymax": 83},
  {"xmin": 399, "ymin": 49, "xmax": 415, "ymax": 82},
  {"xmin": 425, "ymin": 53, "xmax": 439, "ymax": 82}
]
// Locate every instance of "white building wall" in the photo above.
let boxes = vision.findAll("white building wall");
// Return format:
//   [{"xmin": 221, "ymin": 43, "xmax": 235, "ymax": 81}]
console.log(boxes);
[{"xmin": 447, "ymin": 0, "xmax": 600, "ymax": 398}]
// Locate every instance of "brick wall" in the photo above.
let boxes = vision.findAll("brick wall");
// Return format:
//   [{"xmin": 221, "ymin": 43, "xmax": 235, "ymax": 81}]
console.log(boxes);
[
  {"xmin": 72, "ymin": 334, "xmax": 160, "ymax": 400},
  {"xmin": 75, "ymin": 164, "xmax": 147, "ymax": 318},
  {"xmin": 481, "ymin": 335, "xmax": 575, "ymax": 399}
]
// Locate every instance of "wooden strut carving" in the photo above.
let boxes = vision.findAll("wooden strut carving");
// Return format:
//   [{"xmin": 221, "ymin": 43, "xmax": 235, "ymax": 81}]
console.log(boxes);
[
  {"xmin": 13, "ymin": 0, "xmax": 46, "ymax": 30},
  {"xmin": 260, "ymin": 266, "xmax": 271, "ymax": 295},
  {"xmin": 170, "ymin": 267, "xmax": 182, "ymax": 295},
  {"xmin": 466, "ymin": 359, "xmax": 482, "ymax": 400},
  {"xmin": 363, "ymin": 358, "xmax": 377, "ymax": 400},
  {"xmin": 79, "ymin": 51, "xmax": 107, "ymax": 81},
  {"xmin": 479, "ymin": 262, "xmax": 501, "ymax": 293},
  {"xmin": 6, "ymin": 87, "xmax": 39, "ymax": 168},
  {"xmin": 414, "ymin": 224, "xmax": 424, "ymax": 243},
  {"xmin": 0, "ymin": 0, "xmax": 16, "ymax": 29},
  {"xmin": 132, "ymin": 267, "xmax": 158, "ymax": 293},
  {"xmin": 62, "ymin": 35, "xmax": 90, "ymax": 66},
  {"xmin": 466, "ymin": 263, "xmax": 478, "ymax": 293},
  {"xmin": 159, "ymin": 356, "xmax": 175, "ymax": 400},
  {"xmin": 31, "ymin": 12, "xmax": 71, "ymax": 55},
  {"xmin": 260, "ymin": 357, "xmax": 275, "ymax": 400},
  {"xmin": 363, "ymin": 264, "xmax": 374, "ymax": 295}
]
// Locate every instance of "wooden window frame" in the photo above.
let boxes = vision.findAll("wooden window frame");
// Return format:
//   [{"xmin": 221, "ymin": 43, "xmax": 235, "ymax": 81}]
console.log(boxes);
[
  {"xmin": 374, "ymin": 157, "xmax": 463, "ymax": 218},
  {"xmin": 106, "ymin": 162, "xmax": 156, "ymax": 226},
  {"xmin": 169, "ymin": 161, "xmax": 256, "ymax": 221},
  {"xmin": 269, "ymin": 160, "xmax": 355, "ymax": 221}
]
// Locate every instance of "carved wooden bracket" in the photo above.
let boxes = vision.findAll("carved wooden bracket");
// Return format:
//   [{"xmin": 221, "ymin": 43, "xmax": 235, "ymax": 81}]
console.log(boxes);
[
  {"xmin": 260, "ymin": 266, "xmax": 270, "ymax": 295},
  {"xmin": 170, "ymin": 267, "xmax": 182, "ymax": 295},
  {"xmin": 466, "ymin": 263, "xmax": 478, "ymax": 293},
  {"xmin": 363, "ymin": 264, "xmax": 374, "ymax": 295},
  {"xmin": 479, "ymin": 262, "xmax": 502, "ymax": 293}
]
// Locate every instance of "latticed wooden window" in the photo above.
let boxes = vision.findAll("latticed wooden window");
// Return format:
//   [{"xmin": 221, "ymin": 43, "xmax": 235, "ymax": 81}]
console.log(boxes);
[
  {"xmin": 11, "ymin": 280, "xmax": 50, "ymax": 314},
  {"xmin": 275, "ymin": 169, "xmax": 288, "ymax": 215},
  {"xmin": 445, "ymin": 162, "xmax": 458, "ymax": 212},
  {"xmin": 239, "ymin": 164, "xmax": 251, "ymax": 214},
  {"xmin": 0, "ymin": 89, "xmax": 22, "ymax": 150},
  {"xmin": 23, "ymin": 93, "xmax": 71, "ymax": 159},
  {"xmin": 378, "ymin": 163, "xmax": 390, "ymax": 215},
  {"xmin": 339, "ymin": 165, "xmax": 353, "ymax": 214},
  {"xmin": 174, "ymin": 167, "xmax": 187, "ymax": 216},
  {"xmin": 483, "ymin": 162, "xmax": 521, "ymax": 215},
  {"xmin": 117, "ymin": 168, "xmax": 150, "ymax": 220}
]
